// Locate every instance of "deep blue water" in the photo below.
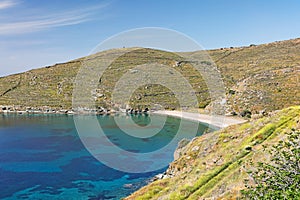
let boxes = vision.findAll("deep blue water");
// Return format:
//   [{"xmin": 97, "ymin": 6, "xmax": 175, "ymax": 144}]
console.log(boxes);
[{"xmin": 0, "ymin": 113, "xmax": 210, "ymax": 199}]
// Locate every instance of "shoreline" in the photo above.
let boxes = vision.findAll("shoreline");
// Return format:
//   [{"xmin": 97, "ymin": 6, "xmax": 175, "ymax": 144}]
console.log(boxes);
[
  {"xmin": 153, "ymin": 110, "xmax": 247, "ymax": 128},
  {"xmin": 0, "ymin": 105, "xmax": 149, "ymax": 115},
  {"xmin": 0, "ymin": 106, "xmax": 247, "ymax": 128}
]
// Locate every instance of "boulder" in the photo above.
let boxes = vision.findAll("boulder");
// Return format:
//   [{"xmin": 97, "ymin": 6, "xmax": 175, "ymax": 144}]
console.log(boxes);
[
  {"xmin": 191, "ymin": 145, "xmax": 200, "ymax": 152},
  {"xmin": 240, "ymin": 110, "xmax": 252, "ymax": 118}
]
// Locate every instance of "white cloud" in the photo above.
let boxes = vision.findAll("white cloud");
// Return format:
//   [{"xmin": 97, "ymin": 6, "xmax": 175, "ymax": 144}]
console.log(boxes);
[
  {"xmin": 0, "ymin": 4, "xmax": 108, "ymax": 35},
  {"xmin": 0, "ymin": 0, "xmax": 17, "ymax": 9}
]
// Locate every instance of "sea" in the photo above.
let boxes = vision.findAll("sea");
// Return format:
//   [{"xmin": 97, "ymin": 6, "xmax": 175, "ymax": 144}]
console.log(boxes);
[{"xmin": 0, "ymin": 113, "xmax": 212, "ymax": 199}]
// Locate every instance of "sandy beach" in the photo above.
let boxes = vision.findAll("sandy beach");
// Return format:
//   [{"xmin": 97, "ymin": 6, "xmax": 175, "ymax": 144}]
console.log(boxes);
[{"xmin": 153, "ymin": 110, "xmax": 247, "ymax": 128}]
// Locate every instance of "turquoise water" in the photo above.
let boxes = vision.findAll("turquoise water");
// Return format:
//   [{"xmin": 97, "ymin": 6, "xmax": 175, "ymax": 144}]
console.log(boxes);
[{"xmin": 0, "ymin": 113, "xmax": 210, "ymax": 199}]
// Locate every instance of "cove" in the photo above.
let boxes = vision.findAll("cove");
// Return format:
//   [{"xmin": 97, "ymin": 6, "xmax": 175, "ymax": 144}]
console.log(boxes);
[{"xmin": 0, "ymin": 113, "xmax": 214, "ymax": 199}]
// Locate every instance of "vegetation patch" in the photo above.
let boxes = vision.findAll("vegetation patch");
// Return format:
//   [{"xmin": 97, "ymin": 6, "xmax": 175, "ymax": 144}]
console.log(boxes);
[{"xmin": 125, "ymin": 106, "xmax": 300, "ymax": 199}]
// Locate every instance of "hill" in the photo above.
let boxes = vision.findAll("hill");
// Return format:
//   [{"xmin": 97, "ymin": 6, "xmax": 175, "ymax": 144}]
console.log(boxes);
[
  {"xmin": 125, "ymin": 106, "xmax": 300, "ymax": 199},
  {"xmin": 0, "ymin": 38, "xmax": 299, "ymax": 115}
]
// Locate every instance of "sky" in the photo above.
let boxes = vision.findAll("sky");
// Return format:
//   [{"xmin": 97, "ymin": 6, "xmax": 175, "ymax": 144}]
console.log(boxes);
[{"xmin": 1, "ymin": 0, "xmax": 300, "ymax": 77}]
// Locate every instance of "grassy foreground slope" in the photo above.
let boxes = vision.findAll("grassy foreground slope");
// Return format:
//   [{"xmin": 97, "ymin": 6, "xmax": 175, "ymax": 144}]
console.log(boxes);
[
  {"xmin": 125, "ymin": 106, "xmax": 300, "ymax": 199},
  {"xmin": 0, "ymin": 38, "xmax": 299, "ymax": 114}
]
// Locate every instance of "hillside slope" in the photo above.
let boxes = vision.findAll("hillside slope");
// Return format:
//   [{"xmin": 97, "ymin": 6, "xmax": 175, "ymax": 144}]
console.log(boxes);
[
  {"xmin": 0, "ymin": 38, "xmax": 299, "ymax": 115},
  {"xmin": 125, "ymin": 106, "xmax": 300, "ymax": 199},
  {"xmin": 0, "ymin": 48, "xmax": 208, "ymax": 110},
  {"xmin": 207, "ymin": 39, "xmax": 300, "ymax": 114}
]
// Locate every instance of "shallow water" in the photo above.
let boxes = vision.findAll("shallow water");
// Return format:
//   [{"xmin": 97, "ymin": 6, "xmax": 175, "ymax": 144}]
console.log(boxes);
[{"xmin": 0, "ymin": 113, "xmax": 211, "ymax": 199}]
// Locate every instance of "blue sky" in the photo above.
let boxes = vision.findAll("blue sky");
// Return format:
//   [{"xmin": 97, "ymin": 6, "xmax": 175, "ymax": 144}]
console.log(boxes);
[{"xmin": 1, "ymin": 0, "xmax": 300, "ymax": 76}]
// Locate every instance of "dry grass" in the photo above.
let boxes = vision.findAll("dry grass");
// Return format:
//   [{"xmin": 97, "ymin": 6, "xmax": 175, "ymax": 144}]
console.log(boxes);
[
  {"xmin": 0, "ymin": 38, "xmax": 299, "ymax": 113},
  {"xmin": 125, "ymin": 106, "xmax": 300, "ymax": 199}
]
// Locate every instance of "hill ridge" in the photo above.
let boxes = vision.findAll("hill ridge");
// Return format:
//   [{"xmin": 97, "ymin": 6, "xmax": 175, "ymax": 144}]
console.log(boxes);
[{"xmin": 0, "ymin": 38, "xmax": 299, "ymax": 116}]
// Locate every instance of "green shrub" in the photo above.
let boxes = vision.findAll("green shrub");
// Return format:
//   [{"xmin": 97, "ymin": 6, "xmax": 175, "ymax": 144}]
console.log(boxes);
[{"xmin": 242, "ymin": 129, "xmax": 300, "ymax": 199}]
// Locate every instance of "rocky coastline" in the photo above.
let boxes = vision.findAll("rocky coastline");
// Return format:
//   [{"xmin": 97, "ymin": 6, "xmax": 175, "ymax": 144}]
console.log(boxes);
[{"xmin": 0, "ymin": 105, "xmax": 150, "ymax": 115}]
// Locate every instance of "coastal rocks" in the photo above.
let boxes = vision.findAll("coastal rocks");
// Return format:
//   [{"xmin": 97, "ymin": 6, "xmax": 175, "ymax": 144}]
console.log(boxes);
[
  {"xmin": 0, "ymin": 106, "xmax": 14, "ymax": 113},
  {"xmin": 240, "ymin": 110, "xmax": 252, "ymax": 118},
  {"xmin": 0, "ymin": 106, "xmax": 7, "ymax": 111},
  {"xmin": 123, "ymin": 184, "xmax": 133, "ymax": 189},
  {"xmin": 151, "ymin": 172, "xmax": 172, "ymax": 181},
  {"xmin": 0, "ymin": 103, "xmax": 151, "ymax": 116},
  {"xmin": 251, "ymin": 109, "xmax": 269, "ymax": 119},
  {"xmin": 126, "ymin": 107, "xmax": 149, "ymax": 114},
  {"xmin": 174, "ymin": 138, "xmax": 190, "ymax": 160},
  {"xmin": 259, "ymin": 109, "xmax": 268, "ymax": 116},
  {"xmin": 191, "ymin": 145, "xmax": 200, "ymax": 152},
  {"xmin": 0, "ymin": 105, "xmax": 75, "ymax": 115}
]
